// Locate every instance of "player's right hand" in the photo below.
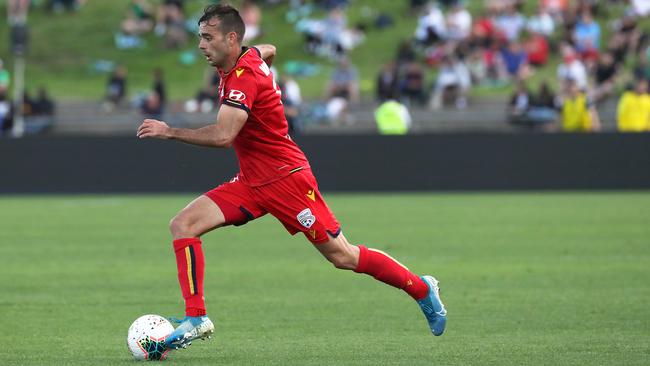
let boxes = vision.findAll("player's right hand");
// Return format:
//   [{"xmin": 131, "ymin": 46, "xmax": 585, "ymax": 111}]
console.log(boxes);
[{"xmin": 137, "ymin": 119, "xmax": 171, "ymax": 139}]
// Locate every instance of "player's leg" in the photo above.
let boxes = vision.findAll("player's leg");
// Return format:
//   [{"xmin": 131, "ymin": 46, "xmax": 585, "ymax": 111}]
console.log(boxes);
[
  {"xmin": 314, "ymin": 233, "xmax": 427, "ymax": 299},
  {"xmin": 169, "ymin": 195, "xmax": 226, "ymax": 318},
  {"xmin": 166, "ymin": 180, "xmax": 266, "ymax": 349},
  {"xmin": 165, "ymin": 195, "xmax": 225, "ymax": 349},
  {"xmin": 314, "ymin": 233, "xmax": 447, "ymax": 336},
  {"xmin": 259, "ymin": 168, "xmax": 446, "ymax": 335}
]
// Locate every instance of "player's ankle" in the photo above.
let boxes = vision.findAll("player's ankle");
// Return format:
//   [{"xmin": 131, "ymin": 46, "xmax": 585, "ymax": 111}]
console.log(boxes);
[{"xmin": 186, "ymin": 308, "xmax": 207, "ymax": 317}]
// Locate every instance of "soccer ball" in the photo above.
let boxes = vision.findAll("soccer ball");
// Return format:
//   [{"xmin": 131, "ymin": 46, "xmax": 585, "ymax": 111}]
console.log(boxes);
[{"xmin": 127, "ymin": 314, "xmax": 174, "ymax": 361}]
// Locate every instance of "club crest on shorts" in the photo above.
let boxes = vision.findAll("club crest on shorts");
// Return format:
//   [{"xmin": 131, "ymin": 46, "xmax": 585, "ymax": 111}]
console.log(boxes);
[{"xmin": 297, "ymin": 208, "xmax": 316, "ymax": 229}]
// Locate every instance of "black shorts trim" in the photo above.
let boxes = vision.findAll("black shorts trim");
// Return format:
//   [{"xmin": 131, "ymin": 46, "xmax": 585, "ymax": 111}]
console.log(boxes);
[
  {"xmin": 234, "ymin": 205, "xmax": 255, "ymax": 226},
  {"xmin": 327, "ymin": 227, "xmax": 342, "ymax": 238}
]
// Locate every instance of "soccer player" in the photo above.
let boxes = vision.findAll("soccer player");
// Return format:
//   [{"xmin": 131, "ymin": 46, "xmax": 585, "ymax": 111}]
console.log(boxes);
[{"xmin": 136, "ymin": 4, "xmax": 446, "ymax": 350}]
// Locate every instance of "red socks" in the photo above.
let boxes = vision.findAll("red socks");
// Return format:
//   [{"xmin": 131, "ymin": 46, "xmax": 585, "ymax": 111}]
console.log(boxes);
[
  {"xmin": 173, "ymin": 238, "xmax": 206, "ymax": 317},
  {"xmin": 354, "ymin": 245, "xmax": 428, "ymax": 300}
]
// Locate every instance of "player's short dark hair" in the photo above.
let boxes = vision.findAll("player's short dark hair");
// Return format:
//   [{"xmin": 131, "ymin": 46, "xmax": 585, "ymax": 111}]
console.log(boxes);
[{"xmin": 198, "ymin": 4, "xmax": 245, "ymax": 44}]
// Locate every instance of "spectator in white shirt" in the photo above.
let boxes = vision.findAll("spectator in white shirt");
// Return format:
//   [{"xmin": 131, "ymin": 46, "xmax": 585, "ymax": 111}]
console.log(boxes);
[
  {"xmin": 445, "ymin": 2, "xmax": 472, "ymax": 41},
  {"xmin": 527, "ymin": 5, "xmax": 554, "ymax": 37}
]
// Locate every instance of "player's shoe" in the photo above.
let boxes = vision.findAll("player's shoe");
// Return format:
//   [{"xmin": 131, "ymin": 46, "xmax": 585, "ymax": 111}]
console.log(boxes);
[
  {"xmin": 416, "ymin": 275, "xmax": 447, "ymax": 336},
  {"xmin": 164, "ymin": 315, "xmax": 214, "ymax": 350}
]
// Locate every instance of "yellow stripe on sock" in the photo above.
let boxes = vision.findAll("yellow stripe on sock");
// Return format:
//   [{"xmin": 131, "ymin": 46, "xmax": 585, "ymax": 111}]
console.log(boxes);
[
  {"xmin": 368, "ymin": 248, "xmax": 410, "ymax": 271},
  {"xmin": 185, "ymin": 247, "xmax": 195, "ymax": 295}
]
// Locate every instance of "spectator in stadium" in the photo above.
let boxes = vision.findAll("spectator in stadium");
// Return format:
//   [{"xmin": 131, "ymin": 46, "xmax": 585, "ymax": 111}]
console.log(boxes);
[
  {"xmin": 557, "ymin": 47, "xmax": 588, "ymax": 90},
  {"xmin": 557, "ymin": 78, "xmax": 600, "ymax": 132},
  {"xmin": 526, "ymin": 4, "xmax": 555, "ymax": 38},
  {"xmin": 617, "ymin": 78, "xmax": 650, "ymax": 132},
  {"xmin": 325, "ymin": 58, "xmax": 359, "ymax": 124},
  {"xmin": 156, "ymin": 0, "xmax": 188, "ymax": 49},
  {"xmin": 121, "ymin": 0, "xmax": 155, "ymax": 36},
  {"xmin": 634, "ymin": 45, "xmax": 650, "ymax": 81},
  {"xmin": 414, "ymin": 3, "xmax": 446, "ymax": 46},
  {"xmin": 279, "ymin": 74, "xmax": 302, "ymax": 134},
  {"xmin": 573, "ymin": 10, "xmax": 601, "ymax": 62},
  {"xmin": 508, "ymin": 81, "xmax": 559, "ymax": 129},
  {"xmin": 241, "ymin": 0, "xmax": 262, "ymax": 42},
  {"xmin": 140, "ymin": 91, "xmax": 163, "ymax": 120},
  {"xmin": 528, "ymin": 81, "xmax": 558, "ymax": 128},
  {"xmin": 326, "ymin": 57, "xmax": 359, "ymax": 103},
  {"xmin": 152, "ymin": 68, "xmax": 167, "ymax": 111},
  {"xmin": 523, "ymin": 30, "xmax": 550, "ymax": 67},
  {"xmin": 429, "ymin": 54, "xmax": 471, "ymax": 110},
  {"xmin": 507, "ymin": 80, "xmax": 532, "ymax": 123},
  {"xmin": 0, "ymin": 91, "xmax": 13, "ymax": 135},
  {"xmin": 32, "ymin": 87, "xmax": 55, "ymax": 116},
  {"xmin": 0, "ymin": 59, "xmax": 10, "ymax": 95},
  {"xmin": 374, "ymin": 92, "xmax": 412, "ymax": 135},
  {"xmin": 21, "ymin": 90, "xmax": 35, "ymax": 117},
  {"xmin": 376, "ymin": 61, "xmax": 399, "ymax": 102},
  {"xmin": 185, "ymin": 68, "xmax": 220, "ymax": 114},
  {"xmin": 591, "ymin": 52, "xmax": 620, "ymax": 103},
  {"xmin": 495, "ymin": 3, "xmax": 526, "ymax": 42},
  {"xmin": 630, "ymin": 0, "xmax": 650, "ymax": 17},
  {"xmin": 399, "ymin": 61, "xmax": 426, "ymax": 106},
  {"xmin": 466, "ymin": 48, "xmax": 487, "ymax": 85},
  {"xmin": 500, "ymin": 40, "xmax": 529, "ymax": 79},
  {"xmin": 541, "ymin": 0, "xmax": 569, "ymax": 21},
  {"xmin": 445, "ymin": 1, "xmax": 472, "ymax": 42},
  {"xmin": 471, "ymin": 9, "xmax": 499, "ymax": 48},
  {"xmin": 7, "ymin": 0, "xmax": 29, "ymax": 25},
  {"xmin": 396, "ymin": 39, "xmax": 417, "ymax": 65},
  {"xmin": 103, "ymin": 65, "xmax": 128, "ymax": 112}
]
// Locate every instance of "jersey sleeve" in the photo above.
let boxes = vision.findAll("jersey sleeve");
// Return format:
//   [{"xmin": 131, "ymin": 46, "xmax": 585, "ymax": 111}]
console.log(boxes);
[{"xmin": 221, "ymin": 66, "xmax": 258, "ymax": 113}]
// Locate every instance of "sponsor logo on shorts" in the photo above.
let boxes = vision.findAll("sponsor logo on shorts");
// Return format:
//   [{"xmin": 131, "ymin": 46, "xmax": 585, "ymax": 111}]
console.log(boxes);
[
  {"xmin": 297, "ymin": 208, "xmax": 316, "ymax": 229},
  {"xmin": 228, "ymin": 89, "xmax": 246, "ymax": 102},
  {"xmin": 309, "ymin": 229, "xmax": 317, "ymax": 239}
]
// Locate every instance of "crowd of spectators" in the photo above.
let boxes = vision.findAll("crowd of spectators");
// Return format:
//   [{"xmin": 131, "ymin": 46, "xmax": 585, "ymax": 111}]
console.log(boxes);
[
  {"xmin": 3, "ymin": 0, "xmax": 649, "ymax": 136},
  {"xmin": 364, "ymin": 0, "xmax": 649, "ymax": 132}
]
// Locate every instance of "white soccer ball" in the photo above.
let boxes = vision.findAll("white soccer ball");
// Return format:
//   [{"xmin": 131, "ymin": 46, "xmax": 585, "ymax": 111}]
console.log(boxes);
[{"xmin": 127, "ymin": 314, "xmax": 175, "ymax": 361}]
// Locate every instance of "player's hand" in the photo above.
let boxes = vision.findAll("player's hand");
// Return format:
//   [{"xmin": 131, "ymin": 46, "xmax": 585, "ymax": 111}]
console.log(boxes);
[{"xmin": 137, "ymin": 119, "xmax": 171, "ymax": 139}]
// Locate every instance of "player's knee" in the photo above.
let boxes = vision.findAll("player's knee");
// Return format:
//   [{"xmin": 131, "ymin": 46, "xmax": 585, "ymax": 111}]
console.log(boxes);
[{"xmin": 169, "ymin": 214, "xmax": 193, "ymax": 238}]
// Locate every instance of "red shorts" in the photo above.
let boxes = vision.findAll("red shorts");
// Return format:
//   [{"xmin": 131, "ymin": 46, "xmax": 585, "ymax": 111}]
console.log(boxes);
[{"xmin": 204, "ymin": 169, "xmax": 340, "ymax": 244}]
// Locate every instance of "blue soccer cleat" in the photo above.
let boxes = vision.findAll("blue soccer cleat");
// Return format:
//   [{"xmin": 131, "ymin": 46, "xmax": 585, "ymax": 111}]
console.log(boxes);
[
  {"xmin": 416, "ymin": 275, "xmax": 447, "ymax": 336},
  {"xmin": 164, "ymin": 315, "xmax": 214, "ymax": 350}
]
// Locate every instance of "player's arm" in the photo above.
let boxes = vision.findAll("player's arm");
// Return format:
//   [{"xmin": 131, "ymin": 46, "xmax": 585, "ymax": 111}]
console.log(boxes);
[
  {"xmin": 136, "ymin": 105, "xmax": 247, "ymax": 148},
  {"xmin": 252, "ymin": 44, "xmax": 276, "ymax": 66}
]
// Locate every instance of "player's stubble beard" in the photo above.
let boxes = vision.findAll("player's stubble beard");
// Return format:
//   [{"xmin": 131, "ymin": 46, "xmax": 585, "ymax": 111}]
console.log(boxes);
[{"xmin": 208, "ymin": 39, "xmax": 232, "ymax": 70}]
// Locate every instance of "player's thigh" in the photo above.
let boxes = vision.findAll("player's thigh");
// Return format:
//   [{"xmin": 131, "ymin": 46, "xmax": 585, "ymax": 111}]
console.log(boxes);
[{"xmin": 171, "ymin": 195, "xmax": 227, "ymax": 237}]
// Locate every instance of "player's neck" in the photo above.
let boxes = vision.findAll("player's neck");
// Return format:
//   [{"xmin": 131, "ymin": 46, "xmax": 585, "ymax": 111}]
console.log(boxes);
[{"xmin": 221, "ymin": 46, "xmax": 245, "ymax": 74}]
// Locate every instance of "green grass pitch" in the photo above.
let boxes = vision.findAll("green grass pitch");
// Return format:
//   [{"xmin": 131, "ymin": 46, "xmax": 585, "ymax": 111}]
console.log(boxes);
[{"xmin": 0, "ymin": 192, "xmax": 648, "ymax": 365}]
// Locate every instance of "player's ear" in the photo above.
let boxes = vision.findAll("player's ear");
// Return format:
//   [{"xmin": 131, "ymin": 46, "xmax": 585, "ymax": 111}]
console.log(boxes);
[{"xmin": 227, "ymin": 31, "xmax": 238, "ymax": 44}]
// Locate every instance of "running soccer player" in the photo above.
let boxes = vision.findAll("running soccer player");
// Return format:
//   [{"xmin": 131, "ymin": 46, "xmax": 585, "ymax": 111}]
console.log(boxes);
[{"xmin": 136, "ymin": 4, "xmax": 446, "ymax": 350}]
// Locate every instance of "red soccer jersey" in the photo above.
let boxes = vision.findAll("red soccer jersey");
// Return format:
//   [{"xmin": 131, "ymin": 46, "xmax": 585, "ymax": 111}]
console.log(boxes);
[{"xmin": 218, "ymin": 47, "xmax": 309, "ymax": 187}]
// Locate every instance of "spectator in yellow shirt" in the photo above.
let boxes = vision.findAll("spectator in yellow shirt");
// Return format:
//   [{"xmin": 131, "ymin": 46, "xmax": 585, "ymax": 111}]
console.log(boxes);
[
  {"xmin": 617, "ymin": 79, "xmax": 650, "ymax": 132},
  {"xmin": 558, "ymin": 78, "xmax": 601, "ymax": 132}
]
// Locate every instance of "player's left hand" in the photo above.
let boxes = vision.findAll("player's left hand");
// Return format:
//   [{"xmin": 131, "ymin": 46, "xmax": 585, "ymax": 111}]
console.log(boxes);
[{"xmin": 137, "ymin": 119, "xmax": 171, "ymax": 139}]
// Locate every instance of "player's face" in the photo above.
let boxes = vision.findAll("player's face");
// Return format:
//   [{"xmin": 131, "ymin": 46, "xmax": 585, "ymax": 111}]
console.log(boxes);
[{"xmin": 198, "ymin": 19, "xmax": 233, "ymax": 68}]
